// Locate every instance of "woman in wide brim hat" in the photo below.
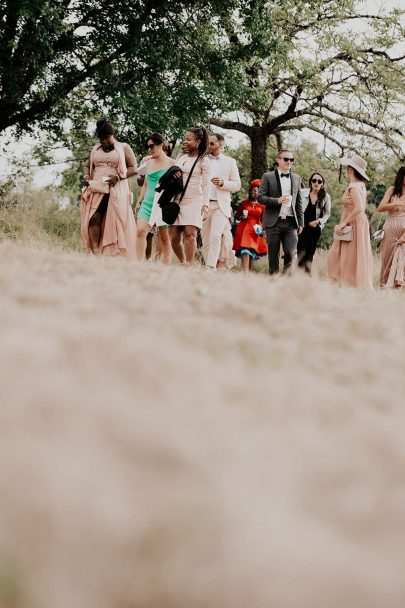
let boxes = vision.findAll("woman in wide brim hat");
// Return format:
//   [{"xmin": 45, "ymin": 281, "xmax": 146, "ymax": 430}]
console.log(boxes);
[
  {"xmin": 340, "ymin": 154, "xmax": 370, "ymax": 181},
  {"xmin": 326, "ymin": 154, "xmax": 373, "ymax": 288}
]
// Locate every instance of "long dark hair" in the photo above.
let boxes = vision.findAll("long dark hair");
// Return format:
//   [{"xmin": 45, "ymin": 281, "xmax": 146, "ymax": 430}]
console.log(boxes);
[
  {"xmin": 187, "ymin": 126, "xmax": 209, "ymax": 157},
  {"xmin": 308, "ymin": 172, "xmax": 327, "ymax": 209},
  {"xmin": 393, "ymin": 166, "xmax": 405, "ymax": 198},
  {"xmin": 95, "ymin": 119, "xmax": 116, "ymax": 139}
]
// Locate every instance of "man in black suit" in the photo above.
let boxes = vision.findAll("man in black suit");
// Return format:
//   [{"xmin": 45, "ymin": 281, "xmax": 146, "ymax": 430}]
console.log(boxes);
[{"xmin": 258, "ymin": 150, "xmax": 304, "ymax": 274}]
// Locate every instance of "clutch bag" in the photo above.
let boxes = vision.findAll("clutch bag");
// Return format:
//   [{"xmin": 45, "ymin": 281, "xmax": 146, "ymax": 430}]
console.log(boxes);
[
  {"xmin": 373, "ymin": 228, "xmax": 385, "ymax": 241},
  {"xmin": 334, "ymin": 225, "xmax": 353, "ymax": 241},
  {"xmin": 88, "ymin": 179, "xmax": 109, "ymax": 194}
]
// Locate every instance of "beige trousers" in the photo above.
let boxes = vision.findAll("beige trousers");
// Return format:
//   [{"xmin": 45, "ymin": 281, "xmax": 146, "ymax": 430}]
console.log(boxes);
[{"xmin": 201, "ymin": 201, "xmax": 230, "ymax": 268}]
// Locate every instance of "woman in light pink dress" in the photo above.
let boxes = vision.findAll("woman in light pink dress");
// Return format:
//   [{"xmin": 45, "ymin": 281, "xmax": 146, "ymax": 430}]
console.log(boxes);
[
  {"xmin": 81, "ymin": 120, "xmax": 137, "ymax": 257},
  {"xmin": 169, "ymin": 126, "xmax": 211, "ymax": 265},
  {"xmin": 327, "ymin": 155, "xmax": 373, "ymax": 288},
  {"xmin": 378, "ymin": 167, "xmax": 405, "ymax": 288}
]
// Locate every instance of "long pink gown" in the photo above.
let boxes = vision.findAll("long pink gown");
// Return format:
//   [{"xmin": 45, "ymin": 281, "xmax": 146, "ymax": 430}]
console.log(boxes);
[
  {"xmin": 80, "ymin": 143, "xmax": 136, "ymax": 257},
  {"xmin": 380, "ymin": 196, "xmax": 405, "ymax": 287},
  {"xmin": 327, "ymin": 182, "xmax": 373, "ymax": 288}
]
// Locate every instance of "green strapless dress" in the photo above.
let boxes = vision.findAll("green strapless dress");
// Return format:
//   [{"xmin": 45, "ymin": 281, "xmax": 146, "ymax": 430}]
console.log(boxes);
[{"xmin": 138, "ymin": 168, "xmax": 167, "ymax": 222}]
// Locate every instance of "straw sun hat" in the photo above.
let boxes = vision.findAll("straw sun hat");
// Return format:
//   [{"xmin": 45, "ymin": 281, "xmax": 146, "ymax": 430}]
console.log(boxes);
[{"xmin": 340, "ymin": 154, "xmax": 370, "ymax": 181}]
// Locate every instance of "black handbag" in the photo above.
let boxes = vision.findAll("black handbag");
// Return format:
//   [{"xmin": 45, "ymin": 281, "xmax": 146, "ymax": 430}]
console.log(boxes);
[
  {"xmin": 161, "ymin": 155, "xmax": 201, "ymax": 225},
  {"xmin": 162, "ymin": 200, "xmax": 181, "ymax": 225}
]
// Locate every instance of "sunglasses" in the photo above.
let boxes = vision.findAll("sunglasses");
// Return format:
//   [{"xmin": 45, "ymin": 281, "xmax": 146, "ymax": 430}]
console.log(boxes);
[
  {"xmin": 311, "ymin": 178, "xmax": 323, "ymax": 185},
  {"xmin": 282, "ymin": 157, "xmax": 294, "ymax": 162},
  {"xmin": 146, "ymin": 143, "xmax": 156, "ymax": 150}
]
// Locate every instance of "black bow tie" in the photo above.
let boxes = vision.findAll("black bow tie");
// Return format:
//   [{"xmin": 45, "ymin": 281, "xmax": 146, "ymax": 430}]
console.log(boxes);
[{"xmin": 280, "ymin": 173, "xmax": 290, "ymax": 178}]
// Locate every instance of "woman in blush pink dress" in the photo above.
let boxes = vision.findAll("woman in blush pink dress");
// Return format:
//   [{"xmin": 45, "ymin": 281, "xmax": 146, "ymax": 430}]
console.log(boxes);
[
  {"xmin": 169, "ymin": 126, "xmax": 211, "ymax": 265},
  {"xmin": 81, "ymin": 119, "xmax": 137, "ymax": 257},
  {"xmin": 327, "ymin": 155, "xmax": 373, "ymax": 288},
  {"xmin": 377, "ymin": 166, "xmax": 405, "ymax": 288}
]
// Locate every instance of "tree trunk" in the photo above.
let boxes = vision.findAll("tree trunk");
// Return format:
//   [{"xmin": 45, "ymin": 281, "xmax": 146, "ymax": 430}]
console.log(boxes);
[{"xmin": 250, "ymin": 127, "xmax": 269, "ymax": 179}]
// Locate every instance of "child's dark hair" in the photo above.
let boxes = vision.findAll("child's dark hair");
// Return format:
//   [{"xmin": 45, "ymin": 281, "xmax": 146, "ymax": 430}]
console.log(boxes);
[
  {"xmin": 188, "ymin": 126, "xmax": 209, "ymax": 156},
  {"xmin": 95, "ymin": 119, "xmax": 116, "ymax": 139}
]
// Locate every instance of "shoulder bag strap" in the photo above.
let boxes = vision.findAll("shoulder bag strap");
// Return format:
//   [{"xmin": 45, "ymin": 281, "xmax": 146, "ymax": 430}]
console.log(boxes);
[{"xmin": 179, "ymin": 154, "xmax": 201, "ymax": 202}]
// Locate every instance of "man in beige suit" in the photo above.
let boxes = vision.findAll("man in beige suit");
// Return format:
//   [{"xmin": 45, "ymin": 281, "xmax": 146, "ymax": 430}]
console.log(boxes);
[{"xmin": 202, "ymin": 133, "xmax": 241, "ymax": 269}]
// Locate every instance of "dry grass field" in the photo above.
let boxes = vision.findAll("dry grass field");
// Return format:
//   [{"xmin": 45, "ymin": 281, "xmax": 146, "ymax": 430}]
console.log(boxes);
[{"xmin": 1, "ymin": 238, "xmax": 405, "ymax": 608}]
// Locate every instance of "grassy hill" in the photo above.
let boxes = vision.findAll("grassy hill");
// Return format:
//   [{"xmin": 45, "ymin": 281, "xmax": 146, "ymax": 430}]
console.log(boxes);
[{"xmin": 0, "ymin": 239, "xmax": 404, "ymax": 608}]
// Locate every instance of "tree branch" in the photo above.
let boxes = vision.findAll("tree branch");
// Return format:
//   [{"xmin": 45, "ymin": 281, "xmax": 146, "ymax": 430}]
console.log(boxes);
[{"xmin": 209, "ymin": 117, "xmax": 254, "ymax": 137}]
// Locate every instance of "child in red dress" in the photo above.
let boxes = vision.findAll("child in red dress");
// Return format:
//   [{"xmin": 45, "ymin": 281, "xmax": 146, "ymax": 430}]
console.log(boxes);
[{"xmin": 233, "ymin": 179, "xmax": 268, "ymax": 271}]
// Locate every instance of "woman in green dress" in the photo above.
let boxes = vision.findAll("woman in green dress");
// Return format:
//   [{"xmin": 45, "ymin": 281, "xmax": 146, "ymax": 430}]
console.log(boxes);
[{"xmin": 135, "ymin": 133, "xmax": 175, "ymax": 263}]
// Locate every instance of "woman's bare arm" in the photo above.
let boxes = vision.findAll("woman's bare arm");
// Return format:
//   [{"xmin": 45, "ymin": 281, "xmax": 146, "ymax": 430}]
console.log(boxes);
[
  {"xmin": 343, "ymin": 186, "xmax": 364, "ymax": 225},
  {"xmin": 123, "ymin": 144, "xmax": 138, "ymax": 179},
  {"xmin": 377, "ymin": 187, "xmax": 395, "ymax": 212}
]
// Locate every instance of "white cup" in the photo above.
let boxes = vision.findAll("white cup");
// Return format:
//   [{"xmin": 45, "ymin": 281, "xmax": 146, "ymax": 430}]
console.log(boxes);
[
  {"xmin": 242, "ymin": 209, "xmax": 248, "ymax": 219},
  {"xmin": 284, "ymin": 195, "xmax": 292, "ymax": 207}
]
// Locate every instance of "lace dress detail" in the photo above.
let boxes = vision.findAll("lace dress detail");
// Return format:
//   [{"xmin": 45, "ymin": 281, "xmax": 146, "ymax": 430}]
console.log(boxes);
[{"xmin": 380, "ymin": 195, "xmax": 405, "ymax": 287}]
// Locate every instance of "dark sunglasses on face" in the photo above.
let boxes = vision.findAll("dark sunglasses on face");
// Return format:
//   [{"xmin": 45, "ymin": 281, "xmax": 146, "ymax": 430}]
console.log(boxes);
[
  {"xmin": 282, "ymin": 157, "xmax": 294, "ymax": 162},
  {"xmin": 146, "ymin": 143, "xmax": 155, "ymax": 150},
  {"xmin": 311, "ymin": 178, "xmax": 323, "ymax": 184}
]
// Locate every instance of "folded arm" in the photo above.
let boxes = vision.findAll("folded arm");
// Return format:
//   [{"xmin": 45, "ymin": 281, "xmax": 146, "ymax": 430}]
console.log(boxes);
[{"xmin": 218, "ymin": 159, "xmax": 241, "ymax": 193}]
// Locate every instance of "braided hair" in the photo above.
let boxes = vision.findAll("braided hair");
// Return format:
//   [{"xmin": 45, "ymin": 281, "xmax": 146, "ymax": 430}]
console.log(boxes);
[{"xmin": 187, "ymin": 126, "xmax": 209, "ymax": 157}]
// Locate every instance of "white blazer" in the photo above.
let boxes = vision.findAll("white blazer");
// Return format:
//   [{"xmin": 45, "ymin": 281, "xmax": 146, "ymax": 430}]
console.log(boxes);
[{"xmin": 208, "ymin": 154, "xmax": 241, "ymax": 218}]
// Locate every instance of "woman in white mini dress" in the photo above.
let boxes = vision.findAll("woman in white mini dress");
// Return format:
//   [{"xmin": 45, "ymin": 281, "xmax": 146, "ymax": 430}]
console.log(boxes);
[{"xmin": 169, "ymin": 126, "xmax": 211, "ymax": 265}]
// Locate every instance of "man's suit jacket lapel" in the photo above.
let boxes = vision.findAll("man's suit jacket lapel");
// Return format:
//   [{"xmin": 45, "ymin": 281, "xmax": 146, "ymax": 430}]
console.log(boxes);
[{"xmin": 273, "ymin": 170, "xmax": 282, "ymax": 197}]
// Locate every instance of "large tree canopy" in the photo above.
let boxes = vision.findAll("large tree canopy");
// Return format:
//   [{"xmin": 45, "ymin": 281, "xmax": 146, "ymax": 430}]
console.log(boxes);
[
  {"xmin": 0, "ymin": 0, "xmax": 242, "ymax": 138},
  {"xmin": 1, "ymin": 0, "xmax": 404, "ymax": 178},
  {"xmin": 210, "ymin": 0, "xmax": 405, "ymax": 175}
]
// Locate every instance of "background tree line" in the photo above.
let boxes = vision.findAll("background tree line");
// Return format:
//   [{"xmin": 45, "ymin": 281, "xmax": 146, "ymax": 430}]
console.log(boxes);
[{"xmin": 0, "ymin": 0, "xmax": 404, "ymax": 249}]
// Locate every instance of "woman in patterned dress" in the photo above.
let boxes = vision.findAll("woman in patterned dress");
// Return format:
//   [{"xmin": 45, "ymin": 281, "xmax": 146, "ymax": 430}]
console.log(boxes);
[
  {"xmin": 81, "ymin": 120, "xmax": 137, "ymax": 257},
  {"xmin": 377, "ymin": 166, "xmax": 405, "ymax": 288}
]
